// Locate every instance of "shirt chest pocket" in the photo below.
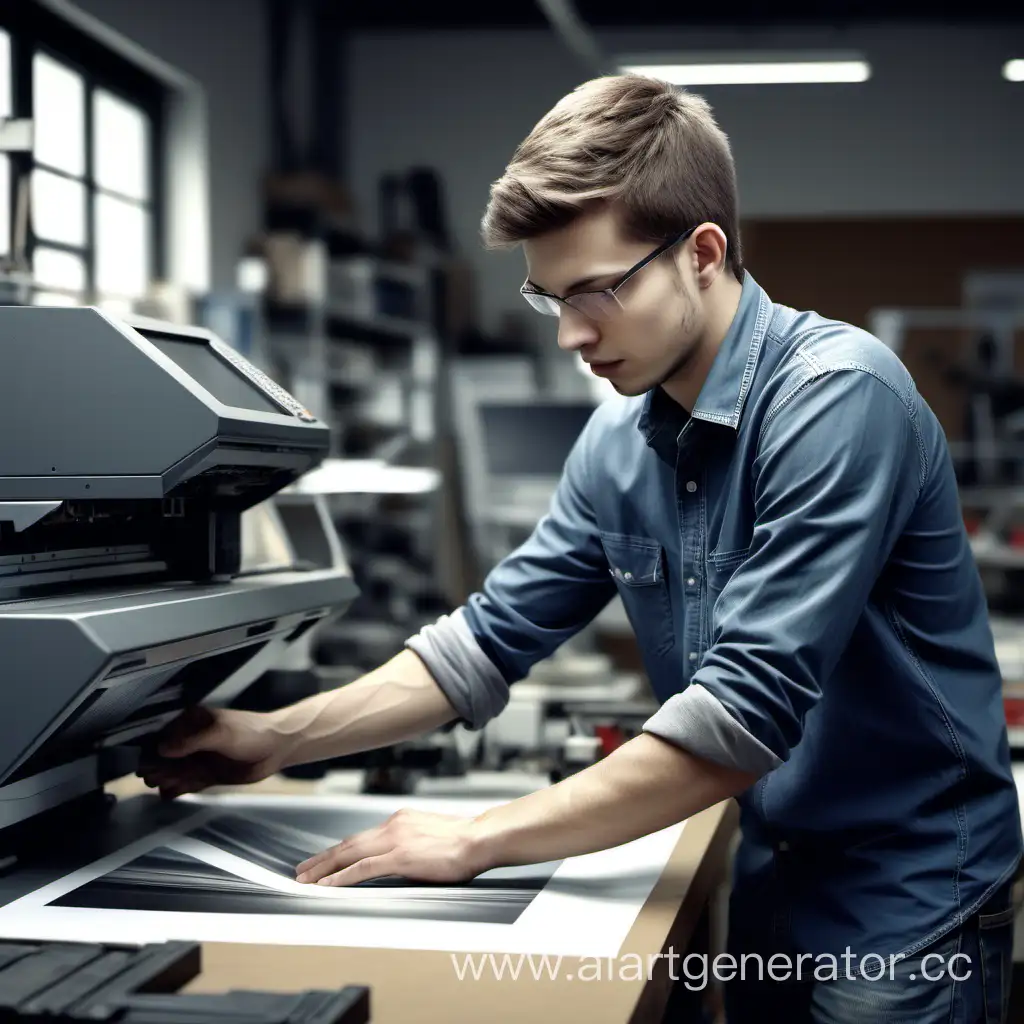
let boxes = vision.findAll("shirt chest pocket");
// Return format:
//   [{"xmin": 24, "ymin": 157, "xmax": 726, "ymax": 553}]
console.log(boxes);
[
  {"xmin": 705, "ymin": 546, "xmax": 751, "ymax": 643},
  {"xmin": 599, "ymin": 532, "xmax": 675, "ymax": 657}
]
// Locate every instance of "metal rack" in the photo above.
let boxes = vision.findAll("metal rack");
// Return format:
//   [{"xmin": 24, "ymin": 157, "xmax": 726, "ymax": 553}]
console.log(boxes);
[
  {"xmin": 870, "ymin": 292, "xmax": 1024, "ymax": 755},
  {"xmin": 869, "ymin": 304, "xmax": 1024, "ymax": 580},
  {"xmin": 262, "ymin": 250, "xmax": 441, "ymax": 465},
  {"xmin": 257, "ymin": 247, "xmax": 451, "ymax": 674}
]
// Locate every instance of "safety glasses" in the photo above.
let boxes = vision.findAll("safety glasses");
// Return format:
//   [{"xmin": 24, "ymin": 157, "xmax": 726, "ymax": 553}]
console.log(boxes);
[{"xmin": 520, "ymin": 226, "xmax": 696, "ymax": 321}]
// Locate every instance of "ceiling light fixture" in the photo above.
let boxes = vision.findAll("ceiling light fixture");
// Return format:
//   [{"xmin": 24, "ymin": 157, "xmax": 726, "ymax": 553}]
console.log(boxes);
[
  {"xmin": 618, "ymin": 52, "xmax": 871, "ymax": 86},
  {"xmin": 1003, "ymin": 59, "xmax": 1024, "ymax": 82}
]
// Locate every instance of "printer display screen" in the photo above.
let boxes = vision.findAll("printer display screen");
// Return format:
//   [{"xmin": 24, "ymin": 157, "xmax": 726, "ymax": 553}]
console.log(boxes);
[{"xmin": 149, "ymin": 336, "xmax": 281, "ymax": 415}]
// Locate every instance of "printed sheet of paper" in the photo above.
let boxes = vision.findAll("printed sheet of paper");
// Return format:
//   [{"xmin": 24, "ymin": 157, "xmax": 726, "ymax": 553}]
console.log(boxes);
[{"xmin": 0, "ymin": 792, "xmax": 684, "ymax": 957}]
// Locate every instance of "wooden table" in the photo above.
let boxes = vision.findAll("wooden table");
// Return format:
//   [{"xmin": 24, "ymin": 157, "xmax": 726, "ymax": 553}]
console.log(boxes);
[{"xmin": 107, "ymin": 774, "xmax": 738, "ymax": 1024}]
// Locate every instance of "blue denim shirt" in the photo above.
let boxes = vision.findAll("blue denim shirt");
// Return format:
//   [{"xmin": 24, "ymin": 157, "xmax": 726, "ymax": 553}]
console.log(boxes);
[{"xmin": 409, "ymin": 271, "xmax": 1023, "ymax": 960}]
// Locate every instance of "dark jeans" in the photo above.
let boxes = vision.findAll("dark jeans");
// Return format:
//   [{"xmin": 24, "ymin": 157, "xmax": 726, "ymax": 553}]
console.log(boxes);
[{"xmin": 723, "ymin": 881, "xmax": 1016, "ymax": 1023}]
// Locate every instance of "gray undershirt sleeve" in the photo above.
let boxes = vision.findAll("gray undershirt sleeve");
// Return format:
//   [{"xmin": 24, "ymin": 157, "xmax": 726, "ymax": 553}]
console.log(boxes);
[
  {"xmin": 643, "ymin": 684, "xmax": 783, "ymax": 776},
  {"xmin": 404, "ymin": 607, "xmax": 511, "ymax": 729},
  {"xmin": 406, "ymin": 610, "xmax": 782, "ymax": 773}
]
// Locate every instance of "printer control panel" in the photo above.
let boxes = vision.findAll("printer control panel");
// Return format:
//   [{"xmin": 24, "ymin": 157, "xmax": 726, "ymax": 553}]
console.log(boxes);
[{"xmin": 211, "ymin": 339, "xmax": 318, "ymax": 423}]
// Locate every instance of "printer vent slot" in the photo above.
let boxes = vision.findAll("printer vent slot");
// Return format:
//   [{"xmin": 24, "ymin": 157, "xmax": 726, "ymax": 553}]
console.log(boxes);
[
  {"xmin": 159, "ymin": 643, "xmax": 269, "ymax": 705},
  {"xmin": 285, "ymin": 617, "xmax": 320, "ymax": 644},
  {"xmin": 106, "ymin": 656, "xmax": 148, "ymax": 679}
]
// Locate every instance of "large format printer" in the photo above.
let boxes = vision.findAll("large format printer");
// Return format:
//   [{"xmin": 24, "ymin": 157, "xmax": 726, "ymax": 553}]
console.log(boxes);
[{"xmin": 0, "ymin": 308, "xmax": 368, "ymax": 1022}]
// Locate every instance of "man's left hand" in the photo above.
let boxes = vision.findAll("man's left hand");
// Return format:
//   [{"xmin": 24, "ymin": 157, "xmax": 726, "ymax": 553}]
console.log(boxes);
[{"xmin": 295, "ymin": 808, "xmax": 490, "ymax": 886}]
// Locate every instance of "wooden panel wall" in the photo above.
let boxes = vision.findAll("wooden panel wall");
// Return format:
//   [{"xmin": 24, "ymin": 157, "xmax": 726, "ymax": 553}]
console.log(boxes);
[{"xmin": 740, "ymin": 217, "xmax": 1024, "ymax": 440}]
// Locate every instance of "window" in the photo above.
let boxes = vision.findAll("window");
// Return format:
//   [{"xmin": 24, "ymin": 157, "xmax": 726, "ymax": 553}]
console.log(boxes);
[
  {"xmin": 0, "ymin": 29, "xmax": 11, "ymax": 259},
  {"xmin": 31, "ymin": 53, "xmax": 154, "ymax": 306},
  {"xmin": 0, "ymin": 6, "xmax": 164, "ymax": 308}
]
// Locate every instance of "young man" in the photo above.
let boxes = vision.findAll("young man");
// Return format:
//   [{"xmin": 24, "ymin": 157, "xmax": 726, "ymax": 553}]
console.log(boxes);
[{"xmin": 142, "ymin": 75, "xmax": 1022, "ymax": 1021}]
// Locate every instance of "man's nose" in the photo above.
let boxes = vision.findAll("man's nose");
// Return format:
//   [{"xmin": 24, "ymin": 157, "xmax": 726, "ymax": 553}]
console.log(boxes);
[{"xmin": 557, "ymin": 308, "xmax": 600, "ymax": 352}]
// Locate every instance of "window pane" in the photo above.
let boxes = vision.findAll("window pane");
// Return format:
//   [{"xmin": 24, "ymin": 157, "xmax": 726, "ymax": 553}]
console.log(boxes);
[
  {"xmin": 97, "ymin": 295, "xmax": 134, "ymax": 317},
  {"xmin": 94, "ymin": 90, "xmax": 150, "ymax": 200},
  {"xmin": 0, "ymin": 156, "xmax": 8, "ymax": 256},
  {"xmin": 34, "ymin": 290, "xmax": 80, "ymax": 307},
  {"xmin": 33, "ymin": 246, "xmax": 86, "ymax": 292},
  {"xmin": 32, "ymin": 170, "xmax": 86, "ymax": 245},
  {"xmin": 96, "ymin": 193, "xmax": 149, "ymax": 298},
  {"xmin": 0, "ymin": 30, "xmax": 11, "ymax": 118},
  {"xmin": 33, "ymin": 53, "xmax": 85, "ymax": 176}
]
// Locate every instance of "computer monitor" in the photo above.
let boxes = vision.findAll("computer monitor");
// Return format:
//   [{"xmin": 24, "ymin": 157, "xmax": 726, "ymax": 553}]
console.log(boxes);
[
  {"xmin": 475, "ymin": 399, "xmax": 596, "ymax": 527},
  {"xmin": 479, "ymin": 401, "xmax": 594, "ymax": 477}
]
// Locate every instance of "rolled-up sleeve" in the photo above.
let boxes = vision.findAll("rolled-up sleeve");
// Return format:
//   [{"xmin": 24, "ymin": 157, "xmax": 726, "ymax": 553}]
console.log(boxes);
[
  {"xmin": 644, "ymin": 367, "xmax": 925, "ymax": 772},
  {"xmin": 407, "ymin": 421, "xmax": 617, "ymax": 728}
]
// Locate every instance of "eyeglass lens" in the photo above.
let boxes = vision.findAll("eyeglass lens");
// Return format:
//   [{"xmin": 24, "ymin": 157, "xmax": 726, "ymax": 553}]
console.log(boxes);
[{"xmin": 523, "ymin": 289, "xmax": 621, "ymax": 321}]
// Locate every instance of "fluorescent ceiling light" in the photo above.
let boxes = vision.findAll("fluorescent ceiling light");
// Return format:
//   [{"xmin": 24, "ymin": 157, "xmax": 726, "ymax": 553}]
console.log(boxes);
[
  {"xmin": 1004, "ymin": 59, "xmax": 1024, "ymax": 82},
  {"xmin": 618, "ymin": 54, "xmax": 871, "ymax": 86}
]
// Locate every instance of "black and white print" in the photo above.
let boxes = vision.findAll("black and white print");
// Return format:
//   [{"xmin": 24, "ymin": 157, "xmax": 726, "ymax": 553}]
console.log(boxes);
[
  {"xmin": 54, "ymin": 810, "xmax": 560, "ymax": 924},
  {"xmin": 0, "ymin": 794, "xmax": 683, "ymax": 957}
]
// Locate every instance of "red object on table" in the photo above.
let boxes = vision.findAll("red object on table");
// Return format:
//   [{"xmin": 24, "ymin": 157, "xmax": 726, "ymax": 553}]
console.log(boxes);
[
  {"xmin": 1004, "ymin": 699, "xmax": 1024, "ymax": 726},
  {"xmin": 594, "ymin": 724, "xmax": 626, "ymax": 755}
]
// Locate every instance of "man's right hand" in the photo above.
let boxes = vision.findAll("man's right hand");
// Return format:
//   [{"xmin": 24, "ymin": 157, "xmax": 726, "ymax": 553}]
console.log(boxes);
[
  {"xmin": 136, "ymin": 705, "xmax": 288, "ymax": 800},
  {"xmin": 136, "ymin": 651, "xmax": 458, "ymax": 800}
]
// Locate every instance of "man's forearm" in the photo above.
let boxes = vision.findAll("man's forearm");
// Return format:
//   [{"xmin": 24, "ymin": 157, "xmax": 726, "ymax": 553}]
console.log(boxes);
[
  {"xmin": 267, "ymin": 650, "xmax": 458, "ymax": 768},
  {"xmin": 469, "ymin": 733, "xmax": 757, "ymax": 870}
]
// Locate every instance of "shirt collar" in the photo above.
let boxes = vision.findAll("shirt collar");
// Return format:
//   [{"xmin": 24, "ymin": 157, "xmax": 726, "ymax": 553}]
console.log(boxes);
[{"xmin": 638, "ymin": 272, "xmax": 771, "ymax": 449}]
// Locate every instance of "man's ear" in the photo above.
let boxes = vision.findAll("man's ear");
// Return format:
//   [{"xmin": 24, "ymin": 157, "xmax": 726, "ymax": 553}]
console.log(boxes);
[{"xmin": 691, "ymin": 223, "xmax": 729, "ymax": 288}]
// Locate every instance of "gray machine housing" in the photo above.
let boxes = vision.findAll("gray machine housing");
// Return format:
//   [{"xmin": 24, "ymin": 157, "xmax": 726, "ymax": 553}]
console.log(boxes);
[{"xmin": 0, "ymin": 308, "xmax": 358, "ymax": 842}]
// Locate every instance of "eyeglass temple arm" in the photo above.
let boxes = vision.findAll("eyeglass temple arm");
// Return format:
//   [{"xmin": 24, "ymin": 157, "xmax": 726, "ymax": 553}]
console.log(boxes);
[
  {"xmin": 521, "ymin": 227, "xmax": 695, "ymax": 299},
  {"xmin": 612, "ymin": 229, "xmax": 695, "ymax": 292}
]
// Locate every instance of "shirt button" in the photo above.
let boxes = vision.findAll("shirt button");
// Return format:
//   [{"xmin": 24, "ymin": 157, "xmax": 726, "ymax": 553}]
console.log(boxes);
[
  {"xmin": 623, "ymin": 571, "xmax": 633, "ymax": 581},
  {"xmin": 686, "ymin": 577, "xmax": 695, "ymax": 586},
  {"xmin": 688, "ymin": 652, "xmax": 697, "ymax": 662},
  {"xmin": 685, "ymin": 480, "xmax": 697, "ymax": 493}
]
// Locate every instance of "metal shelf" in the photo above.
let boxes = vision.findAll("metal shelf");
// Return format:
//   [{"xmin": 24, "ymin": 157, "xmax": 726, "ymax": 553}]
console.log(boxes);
[
  {"xmin": 960, "ymin": 487, "xmax": 1024, "ymax": 508},
  {"xmin": 972, "ymin": 540, "xmax": 1024, "ymax": 569}
]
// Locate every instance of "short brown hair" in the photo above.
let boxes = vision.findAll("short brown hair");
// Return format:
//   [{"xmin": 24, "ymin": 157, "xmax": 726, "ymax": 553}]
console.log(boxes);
[{"xmin": 481, "ymin": 74, "xmax": 743, "ymax": 280}]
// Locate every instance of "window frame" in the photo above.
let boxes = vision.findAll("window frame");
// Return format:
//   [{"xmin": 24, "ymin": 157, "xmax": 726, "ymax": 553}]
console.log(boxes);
[{"xmin": 0, "ymin": 2, "xmax": 166, "ymax": 301}]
